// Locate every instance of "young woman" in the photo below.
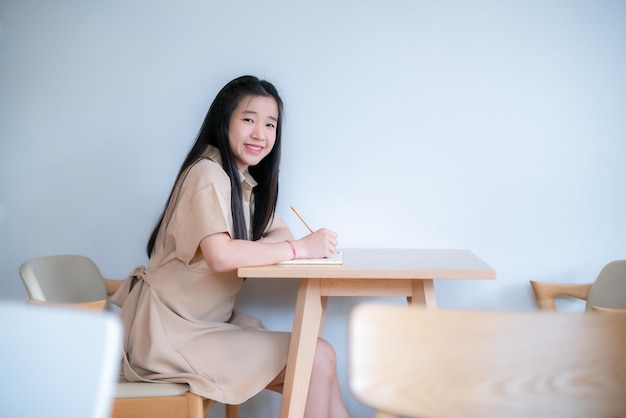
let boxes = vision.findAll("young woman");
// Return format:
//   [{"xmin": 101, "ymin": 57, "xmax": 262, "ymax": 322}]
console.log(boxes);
[{"xmin": 111, "ymin": 75, "xmax": 350, "ymax": 417}]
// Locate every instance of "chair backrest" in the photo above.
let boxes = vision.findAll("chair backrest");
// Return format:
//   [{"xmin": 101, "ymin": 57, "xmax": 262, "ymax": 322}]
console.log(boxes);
[
  {"xmin": 20, "ymin": 254, "xmax": 108, "ymax": 303},
  {"xmin": 349, "ymin": 303, "xmax": 626, "ymax": 418},
  {"xmin": 0, "ymin": 301, "xmax": 122, "ymax": 418},
  {"xmin": 586, "ymin": 259, "xmax": 626, "ymax": 310}
]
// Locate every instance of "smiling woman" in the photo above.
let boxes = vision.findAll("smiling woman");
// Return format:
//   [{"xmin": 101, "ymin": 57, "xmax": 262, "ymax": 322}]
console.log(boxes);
[
  {"xmin": 110, "ymin": 75, "xmax": 349, "ymax": 418},
  {"xmin": 228, "ymin": 95, "xmax": 279, "ymax": 171}
]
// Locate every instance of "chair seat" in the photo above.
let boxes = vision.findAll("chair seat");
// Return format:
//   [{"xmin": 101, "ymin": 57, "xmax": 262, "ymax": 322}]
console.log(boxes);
[{"xmin": 116, "ymin": 376, "xmax": 190, "ymax": 398}]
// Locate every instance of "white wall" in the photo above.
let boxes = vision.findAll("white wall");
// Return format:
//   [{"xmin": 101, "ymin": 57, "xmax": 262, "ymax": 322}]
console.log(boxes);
[{"xmin": 1, "ymin": 1, "xmax": 625, "ymax": 416}]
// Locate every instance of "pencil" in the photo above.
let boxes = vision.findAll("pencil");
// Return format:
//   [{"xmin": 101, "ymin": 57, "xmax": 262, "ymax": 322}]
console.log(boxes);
[{"xmin": 290, "ymin": 205, "xmax": 315, "ymax": 233}]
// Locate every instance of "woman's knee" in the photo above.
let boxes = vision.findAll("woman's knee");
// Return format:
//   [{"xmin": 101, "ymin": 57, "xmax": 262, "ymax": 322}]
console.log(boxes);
[{"xmin": 313, "ymin": 338, "xmax": 337, "ymax": 374}]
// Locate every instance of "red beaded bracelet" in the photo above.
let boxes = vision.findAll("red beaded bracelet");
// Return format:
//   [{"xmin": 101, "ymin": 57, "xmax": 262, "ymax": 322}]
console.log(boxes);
[{"xmin": 285, "ymin": 240, "xmax": 297, "ymax": 260}]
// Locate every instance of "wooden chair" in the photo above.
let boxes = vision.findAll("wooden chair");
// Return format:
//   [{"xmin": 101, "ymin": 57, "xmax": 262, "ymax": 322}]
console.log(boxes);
[
  {"xmin": 348, "ymin": 302, "xmax": 626, "ymax": 418},
  {"xmin": 530, "ymin": 259, "xmax": 626, "ymax": 311},
  {"xmin": 19, "ymin": 254, "xmax": 240, "ymax": 418},
  {"xmin": 591, "ymin": 305, "xmax": 626, "ymax": 315},
  {"xmin": 1, "ymin": 301, "xmax": 122, "ymax": 418}
]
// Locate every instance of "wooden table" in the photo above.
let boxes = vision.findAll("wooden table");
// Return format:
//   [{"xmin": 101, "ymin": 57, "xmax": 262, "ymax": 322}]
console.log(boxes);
[{"xmin": 238, "ymin": 248, "xmax": 496, "ymax": 418}]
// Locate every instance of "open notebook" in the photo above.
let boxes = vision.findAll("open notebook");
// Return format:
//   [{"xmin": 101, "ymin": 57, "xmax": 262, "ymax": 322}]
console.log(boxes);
[{"xmin": 278, "ymin": 251, "xmax": 343, "ymax": 265}]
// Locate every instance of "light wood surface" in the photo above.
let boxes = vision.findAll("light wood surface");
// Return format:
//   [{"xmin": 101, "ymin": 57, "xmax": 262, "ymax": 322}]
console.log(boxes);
[
  {"xmin": 591, "ymin": 306, "xmax": 626, "ymax": 315},
  {"xmin": 239, "ymin": 248, "xmax": 496, "ymax": 418},
  {"xmin": 104, "ymin": 278, "xmax": 123, "ymax": 296},
  {"xmin": 110, "ymin": 393, "xmax": 209, "ymax": 418},
  {"xmin": 26, "ymin": 298, "xmax": 108, "ymax": 311},
  {"xmin": 349, "ymin": 303, "xmax": 626, "ymax": 418},
  {"xmin": 240, "ymin": 248, "xmax": 496, "ymax": 280},
  {"xmin": 530, "ymin": 280, "xmax": 591, "ymax": 311}
]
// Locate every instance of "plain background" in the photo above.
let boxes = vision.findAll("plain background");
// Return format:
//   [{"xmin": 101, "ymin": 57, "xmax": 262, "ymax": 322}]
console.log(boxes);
[{"xmin": 1, "ymin": 1, "xmax": 625, "ymax": 417}]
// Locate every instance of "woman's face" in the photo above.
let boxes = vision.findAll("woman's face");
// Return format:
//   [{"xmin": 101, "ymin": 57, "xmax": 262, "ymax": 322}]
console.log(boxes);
[{"xmin": 228, "ymin": 95, "xmax": 279, "ymax": 171}]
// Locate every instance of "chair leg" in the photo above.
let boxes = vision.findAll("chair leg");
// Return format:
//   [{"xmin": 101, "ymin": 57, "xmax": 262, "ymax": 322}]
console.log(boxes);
[
  {"xmin": 202, "ymin": 398, "xmax": 217, "ymax": 415},
  {"xmin": 185, "ymin": 392, "xmax": 205, "ymax": 417},
  {"xmin": 225, "ymin": 404, "xmax": 240, "ymax": 418}
]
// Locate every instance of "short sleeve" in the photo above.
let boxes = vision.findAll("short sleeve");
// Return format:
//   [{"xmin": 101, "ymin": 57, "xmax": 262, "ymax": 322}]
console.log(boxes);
[{"xmin": 171, "ymin": 161, "xmax": 233, "ymax": 265}]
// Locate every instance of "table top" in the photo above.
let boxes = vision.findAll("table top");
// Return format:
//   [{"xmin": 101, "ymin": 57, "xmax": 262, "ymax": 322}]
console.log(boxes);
[{"xmin": 238, "ymin": 248, "xmax": 496, "ymax": 280}]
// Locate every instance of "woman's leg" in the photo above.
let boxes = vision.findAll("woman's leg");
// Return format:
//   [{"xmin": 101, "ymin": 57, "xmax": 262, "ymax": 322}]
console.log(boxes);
[
  {"xmin": 266, "ymin": 338, "xmax": 349, "ymax": 418},
  {"xmin": 328, "ymin": 371, "xmax": 350, "ymax": 418},
  {"xmin": 305, "ymin": 338, "xmax": 350, "ymax": 418}
]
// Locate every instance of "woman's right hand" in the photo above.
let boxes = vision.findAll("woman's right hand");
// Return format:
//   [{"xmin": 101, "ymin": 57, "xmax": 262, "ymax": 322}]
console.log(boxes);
[{"xmin": 295, "ymin": 228, "xmax": 338, "ymax": 259}]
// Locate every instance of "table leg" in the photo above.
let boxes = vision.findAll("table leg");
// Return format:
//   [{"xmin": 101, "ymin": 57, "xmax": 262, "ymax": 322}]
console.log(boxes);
[
  {"xmin": 319, "ymin": 296, "xmax": 328, "ymax": 337},
  {"xmin": 407, "ymin": 279, "xmax": 437, "ymax": 308},
  {"xmin": 279, "ymin": 278, "xmax": 323, "ymax": 418}
]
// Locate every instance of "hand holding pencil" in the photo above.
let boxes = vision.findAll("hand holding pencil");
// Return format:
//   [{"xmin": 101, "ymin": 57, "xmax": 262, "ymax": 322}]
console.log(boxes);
[{"xmin": 290, "ymin": 205, "xmax": 338, "ymax": 258}]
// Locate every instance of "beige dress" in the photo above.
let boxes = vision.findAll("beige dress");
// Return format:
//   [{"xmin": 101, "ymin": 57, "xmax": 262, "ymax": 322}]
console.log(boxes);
[{"xmin": 111, "ymin": 146, "xmax": 290, "ymax": 405}]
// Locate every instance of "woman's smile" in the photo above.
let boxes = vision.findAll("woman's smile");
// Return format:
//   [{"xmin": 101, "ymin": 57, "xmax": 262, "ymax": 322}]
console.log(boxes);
[{"xmin": 229, "ymin": 95, "xmax": 278, "ymax": 171}]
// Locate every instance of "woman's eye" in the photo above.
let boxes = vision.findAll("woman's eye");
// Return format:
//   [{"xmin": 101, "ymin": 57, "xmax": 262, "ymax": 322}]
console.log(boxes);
[
  {"xmin": 243, "ymin": 118, "xmax": 254, "ymax": 123},
  {"xmin": 266, "ymin": 123, "xmax": 275, "ymax": 128}
]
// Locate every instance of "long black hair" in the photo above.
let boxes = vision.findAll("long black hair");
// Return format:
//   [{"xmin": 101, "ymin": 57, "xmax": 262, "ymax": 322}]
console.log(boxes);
[{"xmin": 147, "ymin": 75, "xmax": 284, "ymax": 257}]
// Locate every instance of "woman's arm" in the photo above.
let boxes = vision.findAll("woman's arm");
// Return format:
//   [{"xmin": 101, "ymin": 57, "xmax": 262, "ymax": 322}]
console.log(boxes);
[
  {"xmin": 200, "ymin": 233, "xmax": 293, "ymax": 272},
  {"xmin": 200, "ymin": 225, "xmax": 338, "ymax": 272},
  {"xmin": 260, "ymin": 217, "xmax": 294, "ymax": 243}
]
